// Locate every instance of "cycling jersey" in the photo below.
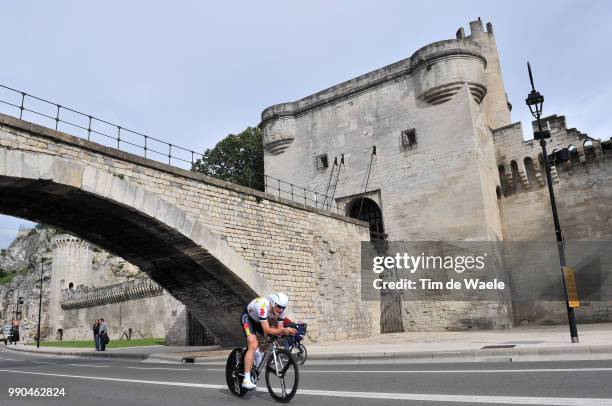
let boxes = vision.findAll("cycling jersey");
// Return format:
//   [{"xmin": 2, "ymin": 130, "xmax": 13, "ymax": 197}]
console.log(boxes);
[{"xmin": 247, "ymin": 297, "xmax": 286, "ymax": 323}]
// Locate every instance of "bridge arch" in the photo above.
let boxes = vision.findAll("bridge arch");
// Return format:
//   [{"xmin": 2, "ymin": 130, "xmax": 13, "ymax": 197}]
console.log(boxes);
[{"xmin": 0, "ymin": 147, "xmax": 273, "ymax": 345}]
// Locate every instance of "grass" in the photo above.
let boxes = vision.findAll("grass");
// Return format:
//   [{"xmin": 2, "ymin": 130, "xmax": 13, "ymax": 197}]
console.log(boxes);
[
  {"xmin": 28, "ymin": 337, "xmax": 165, "ymax": 348},
  {"xmin": 0, "ymin": 273, "xmax": 16, "ymax": 284}
]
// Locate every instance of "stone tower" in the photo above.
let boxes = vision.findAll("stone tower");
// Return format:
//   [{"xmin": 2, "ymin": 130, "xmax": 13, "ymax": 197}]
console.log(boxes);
[
  {"xmin": 260, "ymin": 19, "xmax": 514, "ymax": 331},
  {"xmin": 47, "ymin": 234, "xmax": 92, "ymax": 333}
]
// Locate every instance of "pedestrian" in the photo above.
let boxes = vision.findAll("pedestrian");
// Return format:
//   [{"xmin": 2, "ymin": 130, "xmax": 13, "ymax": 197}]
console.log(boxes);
[
  {"xmin": 93, "ymin": 319, "xmax": 100, "ymax": 351},
  {"xmin": 99, "ymin": 318, "xmax": 109, "ymax": 351}
]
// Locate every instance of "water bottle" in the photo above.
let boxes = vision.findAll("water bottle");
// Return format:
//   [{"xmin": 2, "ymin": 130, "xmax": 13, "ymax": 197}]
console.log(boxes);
[{"xmin": 254, "ymin": 348, "xmax": 263, "ymax": 368}]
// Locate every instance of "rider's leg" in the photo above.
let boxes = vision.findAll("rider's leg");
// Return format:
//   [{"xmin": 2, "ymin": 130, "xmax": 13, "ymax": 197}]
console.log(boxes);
[
  {"xmin": 242, "ymin": 334, "xmax": 258, "ymax": 389},
  {"xmin": 243, "ymin": 334, "xmax": 258, "ymax": 375}
]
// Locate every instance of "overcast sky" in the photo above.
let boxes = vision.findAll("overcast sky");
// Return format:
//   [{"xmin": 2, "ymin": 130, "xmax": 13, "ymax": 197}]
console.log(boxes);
[{"xmin": 1, "ymin": 0, "xmax": 611, "ymax": 248}]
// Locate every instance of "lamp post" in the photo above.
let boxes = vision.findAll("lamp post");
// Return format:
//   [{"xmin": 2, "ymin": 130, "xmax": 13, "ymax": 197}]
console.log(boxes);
[
  {"xmin": 29, "ymin": 252, "xmax": 45, "ymax": 349},
  {"xmin": 14, "ymin": 288, "xmax": 24, "ymax": 321},
  {"xmin": 525, "ymin": 62, "xmax": 579, "ymax": 343}
]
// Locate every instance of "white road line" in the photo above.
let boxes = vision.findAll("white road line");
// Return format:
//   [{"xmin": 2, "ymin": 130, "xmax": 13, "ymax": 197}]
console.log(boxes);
[
  {"xmin": 68, "ymin": 364, "xmax": 109, "ymax": 368},
  {"xmin": 32, "ymin": 361, "xmax": 57, "ymax": 365},
  {"xmin": 126, "ymin": 367, "xmax": 192, "ymax": 371},
  {"xmin": 287, "ymin": 368, "xmax": 612, "ymax": 374},
  {"xmin": 0, "ymin": 368, "xmax": 610, "ymax": 406}
]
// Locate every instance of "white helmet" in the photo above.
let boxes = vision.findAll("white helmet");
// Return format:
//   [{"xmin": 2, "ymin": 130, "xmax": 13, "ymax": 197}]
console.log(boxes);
[{"xmin": 268, "ymin": 292, "xmax": 289, "ymax": 308}]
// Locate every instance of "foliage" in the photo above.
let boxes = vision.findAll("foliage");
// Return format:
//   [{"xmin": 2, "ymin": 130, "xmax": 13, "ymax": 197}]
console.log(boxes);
[
  {"xmin": 192, "ymin": 127, "xmax": 264, "ymax": 191},
  {"xmin": 29, "ymin": 337, "xmax": 166, "ymax": 348},
  {"xmin": 0, "ymin": 272, "xmax": 16, "ymax": 284}
]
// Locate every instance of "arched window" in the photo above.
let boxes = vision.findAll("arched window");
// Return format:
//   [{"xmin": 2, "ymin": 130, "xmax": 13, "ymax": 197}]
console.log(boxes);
[
  {"xmin": 524, "ymin": 157, "xmax": 537, "ymax": 185},
  {"xmin": 510, "ymin": 160, "xmax": 520, "ymax": 189},
  {"xmin": 498, "ymin": 165, "xmax": 509, "ymax": 194},
  {"xmin": 347, "ymin": 198, "xmax": 385, "ymax": 240},
  {"xmin": 584, "ymin": 140, "xmax": 595, "ymax": 160},
  {"xmin": 568, "ymin": 145, "xmax": 579, "ymax": 163},
  {"xmin": 68, "ymin": 282, "xmax": 74, "ymax": 290}
]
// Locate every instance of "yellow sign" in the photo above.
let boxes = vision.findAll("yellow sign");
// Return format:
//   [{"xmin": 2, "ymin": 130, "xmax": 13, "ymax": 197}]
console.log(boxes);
[{"xmin": 563, "ymin": 266, "xmax": 580, "ymax": 308}]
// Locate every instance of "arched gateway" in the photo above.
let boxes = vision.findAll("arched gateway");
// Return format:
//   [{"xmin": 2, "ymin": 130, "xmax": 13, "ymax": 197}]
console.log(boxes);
[{"xmin": 346, "ymin": 198, "xmax": 386, "ymax": 240}]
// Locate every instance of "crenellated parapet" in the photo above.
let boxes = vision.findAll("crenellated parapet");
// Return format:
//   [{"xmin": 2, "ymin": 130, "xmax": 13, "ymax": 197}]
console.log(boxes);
[
  {"xmin": 60, "ymin": 276, "xmax": 164, "ymax": 310},
  {"xmin": 494, "ymin": 115, "xmax": 610, "ymax": 196}
]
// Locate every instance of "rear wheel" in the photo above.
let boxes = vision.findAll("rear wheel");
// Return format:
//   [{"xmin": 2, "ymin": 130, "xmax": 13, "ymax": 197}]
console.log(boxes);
[
  {"xmin": 225, "ymin": 347, "xmax": 248, "ymax": 397},
  {"xmin": 291, "ymin": 344, "xmax": 307, "ymax": 365},
  {"xmin": 265, "ymin": 348, "xmax": 299, "ymax": 402}
]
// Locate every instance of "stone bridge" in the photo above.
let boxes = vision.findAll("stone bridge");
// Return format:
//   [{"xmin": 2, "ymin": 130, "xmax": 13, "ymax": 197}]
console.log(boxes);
[{"xmin": 0, "ymin": 113, "xmax": 377, "ymax": 345}]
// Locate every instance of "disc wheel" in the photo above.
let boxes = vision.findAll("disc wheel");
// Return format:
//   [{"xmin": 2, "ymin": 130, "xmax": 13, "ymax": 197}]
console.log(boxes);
[
  {"xmin": 265, "ymin": 348, "xmax": 299, "ymax": 402},
  {"xmin": 290, "ymin": 344, "xmax": 307, "ymax": 365},
  {"xmin": 225, "ymin": 347, "xmax": 248, "ymax": 397}
]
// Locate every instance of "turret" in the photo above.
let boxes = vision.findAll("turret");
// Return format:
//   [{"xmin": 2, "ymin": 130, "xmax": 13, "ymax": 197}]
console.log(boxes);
[
  {"xmin": 47, "ymin": 234, "xmax": 92, "ymax": 335},
  {"xmin": 461, "ymin": 18, "xmax": 512, "ymax": 130}
]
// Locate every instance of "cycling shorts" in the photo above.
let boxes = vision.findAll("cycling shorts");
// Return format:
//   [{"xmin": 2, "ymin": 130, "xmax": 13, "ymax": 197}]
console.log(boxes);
[{"xmin": 241, "ymin": 309, "xmax": 263, "ymax": 338}]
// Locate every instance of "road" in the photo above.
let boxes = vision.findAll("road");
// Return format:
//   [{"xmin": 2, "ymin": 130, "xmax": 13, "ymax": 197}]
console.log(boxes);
[{"xmin": 1, "ymin": 346, "xmax": 612, "ymax": 405}]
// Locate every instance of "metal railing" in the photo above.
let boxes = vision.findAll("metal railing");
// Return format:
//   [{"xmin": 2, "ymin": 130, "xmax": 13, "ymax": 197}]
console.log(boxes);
[{"xmin": 0, "ymin": 84, "xmax": 340, "ymax": 214}]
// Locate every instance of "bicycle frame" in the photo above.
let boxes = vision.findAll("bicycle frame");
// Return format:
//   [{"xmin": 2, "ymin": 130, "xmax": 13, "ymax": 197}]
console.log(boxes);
[{"xmin": 253, "ymin": 337, "xmax": 283, "ymax": 379}]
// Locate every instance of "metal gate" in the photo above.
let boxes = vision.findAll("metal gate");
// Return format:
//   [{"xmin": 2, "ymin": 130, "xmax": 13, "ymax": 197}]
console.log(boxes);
[
  {"xmin": 187, "ymin": 311, "xmax": 216, "ymax": 346},
  {"xmin": 380, "ymin": 292, "xmax": 404, "ymax": 333}
]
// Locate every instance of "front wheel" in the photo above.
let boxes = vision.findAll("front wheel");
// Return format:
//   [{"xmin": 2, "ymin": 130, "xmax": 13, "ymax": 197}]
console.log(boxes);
[
  {"xmin": 290, "ymin": 344, "xmax": 307, "ymax": 365},
  {"xmin": 225, "ymin": 347, "xmax": 248, "ymax": 397},
  {"xmin": 265, "ymin": 348, "xmax": 299, "ymax": 402}
]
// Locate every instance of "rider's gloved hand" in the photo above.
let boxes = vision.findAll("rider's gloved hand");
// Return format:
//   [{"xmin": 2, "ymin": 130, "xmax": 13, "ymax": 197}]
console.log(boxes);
[{"xmin": 283, "ymin": 327, "xmax": 297, "ymax": 336}]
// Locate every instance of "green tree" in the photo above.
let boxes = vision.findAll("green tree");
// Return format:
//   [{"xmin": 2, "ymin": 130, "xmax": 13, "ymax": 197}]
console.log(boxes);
[{"xmin": 192, "ymin": 127, "xmax": 264, "ymax": 191}]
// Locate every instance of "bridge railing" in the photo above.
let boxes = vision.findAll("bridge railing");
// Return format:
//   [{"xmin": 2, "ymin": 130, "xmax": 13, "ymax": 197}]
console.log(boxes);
[{"xmin": 0, "ymin": 84, "xmax": 341, "ymax": 215}]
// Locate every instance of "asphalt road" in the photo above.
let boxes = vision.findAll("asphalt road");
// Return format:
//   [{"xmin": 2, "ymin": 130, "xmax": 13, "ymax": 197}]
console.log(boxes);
[{"xmin": 1, "ymin": 347, "xmax": 612, "ymax": 405}]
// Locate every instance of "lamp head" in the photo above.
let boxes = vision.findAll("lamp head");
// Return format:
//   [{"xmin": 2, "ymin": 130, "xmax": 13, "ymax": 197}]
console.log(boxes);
[{"xmin": 525, "ymin": 62, "xmax": 544, "ymax": 119}]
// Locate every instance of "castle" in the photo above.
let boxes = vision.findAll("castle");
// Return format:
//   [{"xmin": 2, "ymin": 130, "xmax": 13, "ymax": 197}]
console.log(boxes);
[{"xmin": 260, "ymin": 19, "xmax": 612, "ymax": 331}]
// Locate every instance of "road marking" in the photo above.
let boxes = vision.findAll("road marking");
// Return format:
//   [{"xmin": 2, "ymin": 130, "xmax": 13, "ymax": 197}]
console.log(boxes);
[
  {"xmin": 32, "ymin": 361, "xmax": 57, "ymax": 365},
  {"xmin": 126, "ymin": 367, "xmax": 192, "ymax": 371},
  {"xmin": 295, "ymin": 368, "xmax": 612, "ymax": 374},
  {"xmin": 68, "ymin": 364, "xmax": 109, "ymax": 368},
  {"xmin": 206, "ymin": 367, "xmax": 612, "ymax": 374},
  {"xmin": 0, "ymin": 368, "xmax": 611, "ymax": 405}
]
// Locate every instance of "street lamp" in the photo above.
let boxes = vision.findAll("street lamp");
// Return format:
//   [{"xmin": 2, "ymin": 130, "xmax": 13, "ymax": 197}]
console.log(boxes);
[
  {"xmin": 525, "ymin": 62, "xmax": 579, "ymax": 343},
  {"xmin": 29, "ymin": 252, "xmax": 45, "ymax": 349}
]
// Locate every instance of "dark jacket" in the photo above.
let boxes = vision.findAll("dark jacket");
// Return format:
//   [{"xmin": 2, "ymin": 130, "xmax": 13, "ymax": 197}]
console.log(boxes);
[{"xmin": 93, "ymin": 323, "xmax": 100, "ymax": 335}]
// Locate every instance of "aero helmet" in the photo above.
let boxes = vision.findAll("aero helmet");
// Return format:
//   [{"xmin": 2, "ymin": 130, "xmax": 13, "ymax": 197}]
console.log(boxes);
[{"xmin": 268, "ymin": 292, "xmax": 289, "ymax": 308}]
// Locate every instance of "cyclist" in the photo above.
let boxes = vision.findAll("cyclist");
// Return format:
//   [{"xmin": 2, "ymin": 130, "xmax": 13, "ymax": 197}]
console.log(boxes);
[{"xmin": 240, "ymin": 292, "xmax": 296, "ymax": 390}]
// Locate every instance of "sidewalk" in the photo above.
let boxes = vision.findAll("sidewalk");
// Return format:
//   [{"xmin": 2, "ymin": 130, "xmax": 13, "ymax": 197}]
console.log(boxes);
[{"xmin": 5, "ymin": 323, "xmax": 612, "ymax": 363}]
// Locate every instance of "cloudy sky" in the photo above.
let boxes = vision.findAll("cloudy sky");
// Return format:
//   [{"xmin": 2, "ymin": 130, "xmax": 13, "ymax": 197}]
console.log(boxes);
[{"xmin": 1, "ymin": 0, "xmax": 611, "ymax": 247}]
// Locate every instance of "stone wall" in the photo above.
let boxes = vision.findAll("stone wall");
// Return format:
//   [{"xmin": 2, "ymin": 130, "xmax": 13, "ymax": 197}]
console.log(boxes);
[
  {"xmin": 60, "ymin": 291, "xmax": 186, "ymax": 343},
  {"xmin": 494, "ymin": 115, "xmax": 612, "ymax": 325}
]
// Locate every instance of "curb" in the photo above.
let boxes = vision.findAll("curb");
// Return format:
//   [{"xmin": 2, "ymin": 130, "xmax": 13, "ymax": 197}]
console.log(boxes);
[
  {"xmin": 3, "ymin": 345, "xmax": 149, "ymax": 360},
  {"xmin": 6, "ymin": 343, "xmax": 612, "ymax": 363},
  {"xmin": 3, "ymin": 344, "xmax": 222, "ymax": 363},
  {"xmin": 299, "ymin": 344, "xmax": 612, "ymax": 362},
  {"xmin": 184, "ymin": 344, "xmax": 612, "ymax": 363}
]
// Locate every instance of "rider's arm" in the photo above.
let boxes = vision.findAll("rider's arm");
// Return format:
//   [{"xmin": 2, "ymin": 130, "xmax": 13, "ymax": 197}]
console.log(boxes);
[{"xmin": 260, "ymin": 319, "xmax": 291, "ymax": 336}]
